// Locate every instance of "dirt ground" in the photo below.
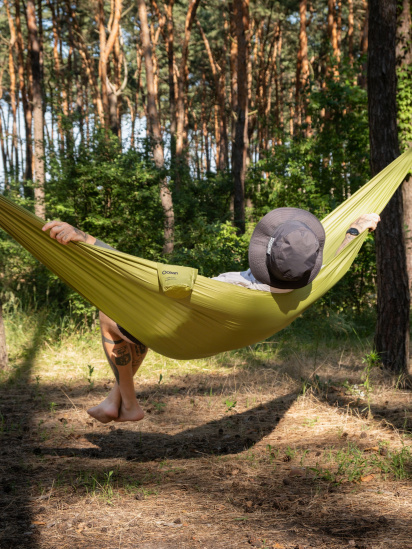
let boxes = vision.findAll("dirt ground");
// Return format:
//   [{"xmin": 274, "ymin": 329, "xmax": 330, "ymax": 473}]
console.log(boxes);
[{"xmin": 1, "ymin": 346, "xmax": 412, "ymax": 549}]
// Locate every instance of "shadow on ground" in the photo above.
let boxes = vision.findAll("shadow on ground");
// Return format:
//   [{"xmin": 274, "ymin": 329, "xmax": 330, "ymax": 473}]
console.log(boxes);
[
  {"xmin": 34, "ymin": 392, "xmax": 297, "ymax": 461},
  {"xmin": 0, "ymin": 320, "xmax": 47, "ymax": 549}
]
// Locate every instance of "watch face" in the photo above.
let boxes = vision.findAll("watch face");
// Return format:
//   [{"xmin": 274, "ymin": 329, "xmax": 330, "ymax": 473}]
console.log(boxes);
[{"xmin": 347, "ymin": 227, "xmax": 360, "ymax": 236}]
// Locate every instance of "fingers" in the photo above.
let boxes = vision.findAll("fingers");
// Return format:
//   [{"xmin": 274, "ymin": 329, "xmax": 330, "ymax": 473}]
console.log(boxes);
[
  {"xmin": 42, "ymin": 220, "xmax": 61, "ymax": 232},
  {"xmin": 354, "ymin": 213, "xmax": 381, "ymax": 233},
  {"xmin": 42, "ymin": 220, "xmax": 83, "ymax": 245},
  {"xmin": 365, "ymin": 213, "xmax": 380, "ymax": 231}
]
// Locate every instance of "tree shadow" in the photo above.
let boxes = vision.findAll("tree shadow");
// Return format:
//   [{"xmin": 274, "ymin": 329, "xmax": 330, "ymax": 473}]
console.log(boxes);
[
  {"xmin": 0, "ymin": 319, "xmax": 47, "ymax": 549},
  {"xmin": 33, "ymin": 391, "xmax": 298, "ymax": 462}
]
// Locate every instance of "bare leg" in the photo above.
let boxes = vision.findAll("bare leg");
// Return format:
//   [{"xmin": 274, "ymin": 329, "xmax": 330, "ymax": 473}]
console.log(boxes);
[{"xmin": 87, "ymin": 312, "xmax": 148, "ymax": 424}]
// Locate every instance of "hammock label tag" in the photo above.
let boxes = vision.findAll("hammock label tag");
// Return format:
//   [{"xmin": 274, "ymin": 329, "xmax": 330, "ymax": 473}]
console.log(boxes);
[{"xmin": 157, "ymin": 263, "xmax": 198, "ymax": 299}]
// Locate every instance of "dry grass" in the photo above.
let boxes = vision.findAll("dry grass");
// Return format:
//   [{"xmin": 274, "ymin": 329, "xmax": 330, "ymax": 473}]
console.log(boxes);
[{"xmin": 1, "ymin": 312, "xmax": 412, "ymax": 549}]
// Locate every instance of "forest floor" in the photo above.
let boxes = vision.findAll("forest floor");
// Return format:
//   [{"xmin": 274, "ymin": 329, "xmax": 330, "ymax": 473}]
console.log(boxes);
[{"xmin": 1, "ymin": 312, "xmax": 412, "ymax": 549}]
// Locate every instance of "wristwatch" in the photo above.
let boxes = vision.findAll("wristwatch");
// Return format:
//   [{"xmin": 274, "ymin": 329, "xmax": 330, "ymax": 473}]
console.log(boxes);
[{"xmin": 346, "ymin": 227, "xmax": 360, "ymax": 236}]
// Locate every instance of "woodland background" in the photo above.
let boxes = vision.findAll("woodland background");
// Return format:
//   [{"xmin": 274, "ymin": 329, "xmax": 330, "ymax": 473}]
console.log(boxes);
[{"xmin": 0, "ymin": 0, "xmax": 411, "ymax": 361}]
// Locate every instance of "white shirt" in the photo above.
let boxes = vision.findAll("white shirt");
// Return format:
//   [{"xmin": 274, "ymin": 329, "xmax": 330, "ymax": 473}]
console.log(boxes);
[{"xmin": 212, "ymin": 268, "xmax": 292, "ymax": 293}]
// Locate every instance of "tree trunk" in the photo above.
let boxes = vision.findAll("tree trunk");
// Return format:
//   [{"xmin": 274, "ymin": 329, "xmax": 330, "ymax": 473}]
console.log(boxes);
[
  {"xmin": 232, "ymin": 0, "xmax": 249, "ymax": 234},
  {"xmin": 295, "ymin": 0, "xmax": 310, "ymax": 133},
  {"xmin": 98, "ymin": 0, "xmax": 122, "ymax": 131},
  {"xmin": 0, "ymin": 82, "xmax": 9, "ymax": 189},
  {"xmin": 15, "ymin": 0, "xmax": 33, "ymax": 183},
  {"xmin": 175, "ymin": 0, "xmax": 201, "ymax": 187},
  {"xmin": 137, "ymin": 0, "xmax": 174, "ymax": 254},
  {"xmin": 229, "ymin": 2, "xmax": 238, "ymax": 159},
  {"xmin": 0, "ymin": 301, "xmax": 8, "ymax": 370},
  {"xmin": 201, "ymin": 71, "xmax": 210, "ymax": 173},
  {"xmin": 165, "ymin": 0, "xmax": 176, "ymax": 165},
  {"xmin": 348, "ymin": 0, "xmax": 354, "ymax": 64},
  {"xmin": 397, "ymin": 0, "xmax": 412, "ymax": 289},
  {"xmin": 5, "ymin": 0, "xmax": 19, "ymax": 180},
  {"xmin": 368, "ymin": 0, "xmax": 410, "ymax": 373},
  {"xmin": 27, "ymin": 0, "xmax": 45, "ymax": 218},
  {"xmin": 48, "ymin": 0, "xmax": 65, "ymax": 149},
  {"xmin": 197, "ymin": 19, "xmax": 227, "ymax": 171}
]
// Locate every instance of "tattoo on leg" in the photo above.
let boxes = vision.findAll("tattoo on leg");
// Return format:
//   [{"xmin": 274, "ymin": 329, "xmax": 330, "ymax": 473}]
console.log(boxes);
[
  {"xmin": 113, "ymin": 344, "xmax": 132, "ymax": 366},
  {"xmin": 115, "ymin": 353, "xmax": 132, "ymax": 366},
  {"xmin": 102, "ymin": 341, "xmax": 120, "ymax": 384},
  {"xmin": 132, "ymin": 343, "xmax": 148, "ymax": 370},
  {"xmin": 134, "ymin": 342, "xmax": 147, "ymax": 356}
]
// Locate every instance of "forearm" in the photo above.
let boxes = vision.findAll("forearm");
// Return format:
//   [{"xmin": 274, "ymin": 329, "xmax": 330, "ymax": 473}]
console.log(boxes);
[
  {"xmin": 335, "ymin": 213, "xmax": 380, "ymax": 256},
  {"xmin": 335, "ymin": 231, "xmax": 358, "ymax": 256}
]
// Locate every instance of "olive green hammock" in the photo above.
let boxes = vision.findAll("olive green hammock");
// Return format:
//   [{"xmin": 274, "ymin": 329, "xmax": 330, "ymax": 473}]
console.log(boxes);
[{"xmin": 1, "ymin": 149, "xmax": 412, "ymax": 360}]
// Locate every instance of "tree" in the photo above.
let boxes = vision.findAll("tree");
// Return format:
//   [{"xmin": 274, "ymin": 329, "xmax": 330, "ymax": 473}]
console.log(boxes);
[
  {"xmin": 137, "ymin": 0, "xmax": 174, "ymax": 253},
  {"xmin": 97, "ymin": 0, "xmax": 122, "ymax": 133},
  {"xmin": 397, "ymin": 0, "xmax": 412, "ymax": 288},
  {"xmin": 0, "ymin": 300, "xmax": 8, "ymax": 370},
  {"xmin": 368, "ymin": 0, "xmax": 410, "ymax": 373},
  {"xmin": 175, "ymin": 0, "xmax": 201, "ymax": 187},
  {"xmin": 232, "ymin": 0, "xmax": 249, "ymax": 234},
  {"xmin": 27, "ymin": 0, "xmax": 45, "ymax": 217}
]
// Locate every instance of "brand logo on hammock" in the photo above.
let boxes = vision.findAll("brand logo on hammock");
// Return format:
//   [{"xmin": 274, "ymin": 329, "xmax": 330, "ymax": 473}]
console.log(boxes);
[{"xmin": 162, "ymin": 270, "xmax": 178, "ymax": 275}]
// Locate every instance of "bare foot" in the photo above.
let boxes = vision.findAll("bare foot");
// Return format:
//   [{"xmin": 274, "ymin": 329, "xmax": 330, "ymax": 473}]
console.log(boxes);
[
  {"xmin": 87, "ymin": 386, "xmax": 121, "ymax": 424},
  {"xmin": 87, "ymin": 401, "xmax": 119, "ymax": 423},
  {"xmin": 114, "ymin": 401, "xmax": 145, "ymax": 423}
]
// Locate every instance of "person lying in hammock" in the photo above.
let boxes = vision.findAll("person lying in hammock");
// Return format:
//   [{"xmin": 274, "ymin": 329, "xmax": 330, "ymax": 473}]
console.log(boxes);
[{"xmin": 42, "ymin": 209, "xmax": 380, "ymax": 424}]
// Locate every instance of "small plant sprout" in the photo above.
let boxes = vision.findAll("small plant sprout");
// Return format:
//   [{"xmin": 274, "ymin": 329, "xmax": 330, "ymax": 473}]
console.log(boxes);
[
  {"xmin": 224, "ymin": 398, "xmax": 237, "ymax": 412},
  {"xmin": 152, "ymin": 401, "xmax": 166, "ymax": 412},
  {"xmin": 49, "ymin": 401, "xmax": 57, "ymax": 413},
  {"xmin": 303, "ymin": 416, "xmax": 319, "ymax": 427},
  {"xmin": 158, "ymin": 373, "xmax": 163, "ymax": 384},
  {"xmin": 87, "ymin": 364, "xmax": 95, "ymax": 389},
  {"xmin": 361, "ymin": 349, "xmax": 381, "ymax": 394}
]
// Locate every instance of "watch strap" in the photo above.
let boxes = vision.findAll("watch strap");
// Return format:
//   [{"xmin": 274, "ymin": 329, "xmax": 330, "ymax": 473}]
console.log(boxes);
[{"xmin": 346, "ymin": 227, "xmax": 360, "ymax": 236}]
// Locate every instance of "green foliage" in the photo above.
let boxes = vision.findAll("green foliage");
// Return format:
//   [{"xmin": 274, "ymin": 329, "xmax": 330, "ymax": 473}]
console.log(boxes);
[
  {"xmin": 47, "ymin": 130, "xmax": 165, "ymax": 258},
  {"xmin": 248, "ymin": 67, "xmax": 374, "ymax": 311},
  {"xmin": 397, "ymin": 65, "xmax": 412, "ymax": 149}
]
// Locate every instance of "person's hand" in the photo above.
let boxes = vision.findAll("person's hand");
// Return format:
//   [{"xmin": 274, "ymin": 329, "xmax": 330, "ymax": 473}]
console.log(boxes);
[
  {"xmin": 42, "ymin": 220, "xmax": 89, "ymax": 245},
  {"xmin": 351, "ymin": 213, "xmax": 381, "ymax": 233}
]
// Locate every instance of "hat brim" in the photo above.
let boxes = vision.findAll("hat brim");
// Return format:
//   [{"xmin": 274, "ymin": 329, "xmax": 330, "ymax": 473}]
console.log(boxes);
[{"xmin": 248, "ymin": 207, "xmax": 325, "ymax": 289}]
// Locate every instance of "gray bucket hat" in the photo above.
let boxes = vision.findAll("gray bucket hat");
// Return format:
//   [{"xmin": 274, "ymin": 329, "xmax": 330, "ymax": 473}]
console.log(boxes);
[{"xmin": 248, "ymin": 207, "xmax": 325, "ymax": 289}]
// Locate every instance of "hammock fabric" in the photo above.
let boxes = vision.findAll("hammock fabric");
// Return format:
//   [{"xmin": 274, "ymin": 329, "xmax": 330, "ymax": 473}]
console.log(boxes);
[{"xmin": 1, "ymin": 149, "xmax": 412, "ymax": 360}]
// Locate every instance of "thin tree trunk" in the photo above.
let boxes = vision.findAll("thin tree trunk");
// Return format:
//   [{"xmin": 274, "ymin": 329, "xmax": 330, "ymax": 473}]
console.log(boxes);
[
  {"xmin": 137, "ymin": 0, "xmax": 174, "ymax": 254},
  {"xmin": 368, "ymin": 0, "xmax": 410, "ymax": 373},
  {"xmin": 98, "ymin": 0, "xmax": 122, "ymax": 131},
  {"xmin": 27, "ymin": 0, "xmax": 45, "ymax": 218},
  {"xmin": 327, "ymin": 0, "xmax": 340, "ymax": 76},
  {"xmin": 348, "ymin": 0, "xmax": 354, "ymax": 64},
  {"xmin": 15, "ymin": 0, "xmax": 32, "ymax": 183},
  {"xmin": 0, "ymin": 301, "xmax": 8, "ymax": 370},
  {"xmin": 201, "ymin": 71, "xmax": 210, "ymax": 173},
  {"xmin": 175, "ymin": 0, "xmax": 201, "ymax": 187},
  {"xmin": 0, "ymin": 71, "xmax": 9, "ymax": 189},
  {"xmin": 165, "ymin": 0, "xmax": 176, "ymax": 167},
  {"xmin": 48, "ymin": 0, "xmax": 65, "ymax": 149},
  {"xmin": 197, "ymin": 19, "xmax": 227, "ymax": 171},
  {"xmin": 5, "ymin": 0, "xmax": 19, "ymax": 180},
  {"xmin": 295, "ymin": 0, "xmax": 310, "ymax": 133},
  {"xmin": 232, "ymin": 0, "xmax": 249, "ymax": 234},
  {"xmin": 277, "ymin": 26, "xmax": 284, "ymax": 133}
]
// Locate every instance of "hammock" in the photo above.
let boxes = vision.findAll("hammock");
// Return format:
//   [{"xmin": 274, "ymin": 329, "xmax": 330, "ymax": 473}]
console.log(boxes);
[{"xmin": 0, "ymin": 149, "xmax": 412, "ymax": 360}]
